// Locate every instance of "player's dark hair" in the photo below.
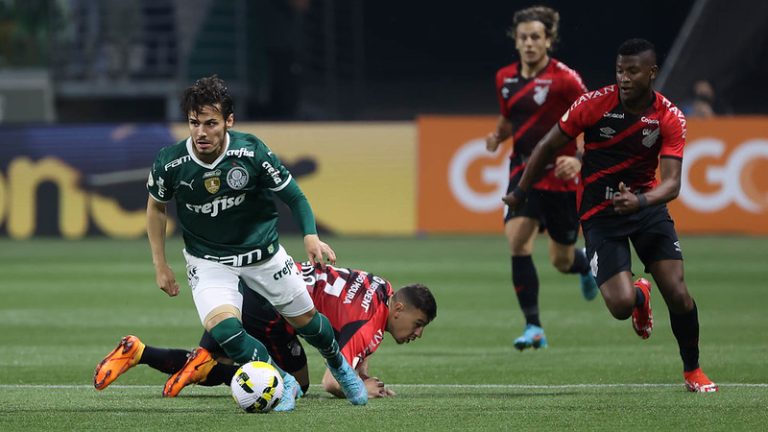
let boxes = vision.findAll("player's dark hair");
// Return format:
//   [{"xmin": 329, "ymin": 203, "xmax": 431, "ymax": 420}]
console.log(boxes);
[
  {"xmin": 395, "ymin": 284, "xmax": 437, "ymax": 323},
  {"xmin": 180, "ymin": 75, "xmax": 234, "ymax": 120},
  {"xmin": 508, "ymin": 5, "xmax": 560, "ymax": 47},
  {"xmin": 618, "ymin": 38, "xmax": 656, "ymax": 58}
]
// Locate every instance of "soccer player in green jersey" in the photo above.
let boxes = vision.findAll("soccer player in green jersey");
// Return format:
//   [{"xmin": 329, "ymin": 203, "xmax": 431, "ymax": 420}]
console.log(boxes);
[{"xmin": 144, "ymin": 75, "xmax": 368, "ymax": 411}]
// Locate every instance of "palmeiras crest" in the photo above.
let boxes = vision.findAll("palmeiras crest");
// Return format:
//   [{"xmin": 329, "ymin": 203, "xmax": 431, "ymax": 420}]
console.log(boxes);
[{"xmin": 226, "ymin": 166, "xmax": 249, "ymax": 190}]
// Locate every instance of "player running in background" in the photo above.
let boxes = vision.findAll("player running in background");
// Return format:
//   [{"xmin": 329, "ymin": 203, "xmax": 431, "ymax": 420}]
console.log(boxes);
[
  {"xmin": 485, "ymin": 5, "xmax": 598, "ymax": 351},
  {"xmin": 142, "ymin": 75, "xmax": 367, "ymax": 411},
  {"xmin": 94, "ymin": 262, "xmax": 437, "ymax": 399},
  {"xmin": 503, "ymin": 38, "xmax": 717, "ymax": 392}
]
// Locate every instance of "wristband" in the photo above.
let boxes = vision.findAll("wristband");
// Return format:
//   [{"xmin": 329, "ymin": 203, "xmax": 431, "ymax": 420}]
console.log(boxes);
[{"xmin": 637, "ymin": 193, "xmax": 648, "ymax": 209}]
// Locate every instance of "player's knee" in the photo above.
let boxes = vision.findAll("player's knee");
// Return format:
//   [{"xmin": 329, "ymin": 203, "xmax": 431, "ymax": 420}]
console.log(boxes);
[
  {"xmin": 509, "ymin": 236, "xmax": 534, "ymax": 255},
  {"xmin": 551, "ymin": 255, "xmax": 572, "ymax": 273},
  {"xmin": 203, "ymin": 305, "xmax": 241, "ymax": 332},
  {"xmin": 608, "ymin": 305, "xmax": 633, "ymax": 320},
  {"xmin": 602, "ymin": 291, "xmax": 634, "ymax": 320}
]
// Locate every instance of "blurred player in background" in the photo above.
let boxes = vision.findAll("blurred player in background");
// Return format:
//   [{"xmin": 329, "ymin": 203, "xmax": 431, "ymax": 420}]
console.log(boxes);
[
  {"xmin": 503, "ymin": 38, "xmax": 718, "ymax": 392},
  {"xmin": 94, "ymin": 262, "xmax": 437, "ymax": 400},
  {"xmin": 142, "ymin": 75, "xmax": 367, "ymax": 411},
  {"xmin": 486, "ymin": 5, "xmax": 598, "ymax": 351}
]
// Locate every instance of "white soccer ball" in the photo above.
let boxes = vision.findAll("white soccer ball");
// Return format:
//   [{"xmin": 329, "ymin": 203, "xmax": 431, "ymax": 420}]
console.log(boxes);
[{"xmin": 230, "ymin": 361, "xmax": 284, "ymax": 413}]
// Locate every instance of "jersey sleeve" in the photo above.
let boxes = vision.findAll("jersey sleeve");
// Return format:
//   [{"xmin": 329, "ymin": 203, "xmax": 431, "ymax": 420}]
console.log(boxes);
[
  {"xmin": 659, "ymin": 111, "xmax": 686, "ymax": 159},
  {"xmin": 146, "ymin": 150, "xmax": 173, "ymax": 202},
  {"xmin": 558, "ymin": 96, "xmax": 589, "ymax": 139},
  {"xmin": 495, "ymin": 69, "xmax": 510, "ymax": 118},
  {"xmin": 274, "ymin": 181, "xmax": 318, "ymax": 236},
  {"xmin": 254, "ymin": 142, "xmax": 294, "ymax": 192},
  {"xmin": 339, "ymin": 319, "xmax": 384, "ymax": 368},
  {"xmin": 561, "ymin": 70, "xmax": 588, "ymax": 103}
]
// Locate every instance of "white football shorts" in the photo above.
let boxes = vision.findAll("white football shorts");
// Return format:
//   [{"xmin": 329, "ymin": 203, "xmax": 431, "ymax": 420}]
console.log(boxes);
[{"xmin": 183, "ymin": 245, "xmax": 314, "ymax": 324}]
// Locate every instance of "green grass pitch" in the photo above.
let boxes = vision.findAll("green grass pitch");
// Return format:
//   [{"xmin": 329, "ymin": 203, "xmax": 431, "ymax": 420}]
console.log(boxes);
[{"xmin": 1, "ymin": 235, "xmax": 766, "ymax": 431}]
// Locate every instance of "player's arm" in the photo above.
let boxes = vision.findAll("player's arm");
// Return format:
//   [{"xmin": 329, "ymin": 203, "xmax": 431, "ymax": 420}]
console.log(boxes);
[
  {"xmin": 553, "ymin": 70, "xmax": 589, "ymax": 180},
  {"xmin": 612, "ymin": 157, "xmax": 682, "ymax": 214},
  {"xmin": 356, "ymin": 357, "xmax": 396, "ymax": 397},
  {"xmin": 320, "ymin": 357, "xmax": 395, "ymax": 398},
  {"xmin": 486, "ymin": 116, "xmax": 514, "ymax": 152},
  {"xmin": 146, "ymin": 196, "xmax": 179, "ymax": 296},
  {"xmin": 274, "ymin": 181, "xmax": 336, "ymax": 266},
  {"xmin": 502, "ymin": 125, "xmax": 572, "ymax": 208}
]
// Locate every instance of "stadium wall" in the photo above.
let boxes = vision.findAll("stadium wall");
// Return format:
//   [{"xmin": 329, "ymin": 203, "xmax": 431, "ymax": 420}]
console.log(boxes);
[{"xmin": 0, "ymin": 118, "xmax": 765, "ymax": 238}]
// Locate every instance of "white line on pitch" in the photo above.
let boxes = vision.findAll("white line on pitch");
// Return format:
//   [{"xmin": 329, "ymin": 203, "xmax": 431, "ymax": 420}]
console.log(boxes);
[{"xmin": 0, "ymin": 383, "xmax": 766, "ymax": 389}]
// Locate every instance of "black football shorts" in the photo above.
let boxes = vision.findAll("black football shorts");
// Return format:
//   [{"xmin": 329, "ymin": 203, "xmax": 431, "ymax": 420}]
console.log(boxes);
[{"xmin": 581, "ymin": 205, "xmax": 683, "ymax": 286}]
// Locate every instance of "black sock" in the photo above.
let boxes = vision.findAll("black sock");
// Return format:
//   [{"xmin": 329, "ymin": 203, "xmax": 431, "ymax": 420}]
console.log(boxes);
[
  {"xmin": 568, "ymin": 248, "xmax": 590, "ymax": 275},
  {"xmin": 634, "ymin": 287, "xmax": 646, "ymax": 308},
  {"xmin": 670, "ymin": 302, "xmax": 700, "ymax": 372},
  {"xmin": 512, "ymin": 256, "xmax": 540, "ymax": 327},
  {"xmin": 198, "ymin": 363, "xmax": 239, "ymax": 386},
  {"xmin": 138, "ymin": 346, "xmax": 191, "ymax": 375}
]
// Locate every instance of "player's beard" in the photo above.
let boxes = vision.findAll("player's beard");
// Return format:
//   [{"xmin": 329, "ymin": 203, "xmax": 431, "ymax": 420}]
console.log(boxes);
[{"xmin": 193, "ymin": 132, "xmax": 225, "ymax": 162}]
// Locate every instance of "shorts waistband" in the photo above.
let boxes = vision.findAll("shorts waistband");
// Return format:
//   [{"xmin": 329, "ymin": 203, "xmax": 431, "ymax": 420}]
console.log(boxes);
[{"xmin": 193, "ymin": 241, "xmax": 279, "ymax": 267}]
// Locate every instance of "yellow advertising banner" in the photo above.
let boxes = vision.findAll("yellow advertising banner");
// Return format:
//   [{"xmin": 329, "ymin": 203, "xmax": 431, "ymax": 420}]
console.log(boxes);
[
  {"xmin": 417, "ymin": 116, "xmax": 768, "ymax": 234},
  {"xmin": 172, "ymin": 122, "xmax": 417, "ymax": 235}
]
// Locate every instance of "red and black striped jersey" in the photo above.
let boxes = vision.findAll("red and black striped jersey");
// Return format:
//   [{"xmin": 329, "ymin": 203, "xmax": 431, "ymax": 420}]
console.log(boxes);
[
  {"xmin": 558, "ymin": 85, "xmax": 686, "ymax": 221},
  {"xmin": 495, "ymin": 58, "xmax": 587, "ymax": 191},
  {"xmin": 298, "ymin": 262, "xmax": 392, "ymax": 368}
]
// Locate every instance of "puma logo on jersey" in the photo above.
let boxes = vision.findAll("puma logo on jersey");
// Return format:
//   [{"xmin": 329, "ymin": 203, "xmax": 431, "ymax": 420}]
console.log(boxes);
[{"xmin": 179, "ymin": 179, "xmax": 195, "ymax": 190}]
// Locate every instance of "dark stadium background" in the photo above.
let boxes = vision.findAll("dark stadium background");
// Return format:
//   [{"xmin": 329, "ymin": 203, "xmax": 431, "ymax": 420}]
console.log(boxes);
[{"xmin": 361, "ymin": 0, "xmax": 695, "ymax": 118}]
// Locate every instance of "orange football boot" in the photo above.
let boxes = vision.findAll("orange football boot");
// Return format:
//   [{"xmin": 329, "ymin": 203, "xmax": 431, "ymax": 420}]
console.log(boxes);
[
  {"xmin": 94, "ymin": 335, "xmax": 145, "ymax": 390},
  {"xmin": 163, "ymin": 347, "xmax": 216, "ymax": 397},
  {"xmin": 684, "ymin": 368, "xmax": 719, "ymax": 393},
  {"xmin": 631, "ymin": 278, "xmax": 653, "ymax": 339}
]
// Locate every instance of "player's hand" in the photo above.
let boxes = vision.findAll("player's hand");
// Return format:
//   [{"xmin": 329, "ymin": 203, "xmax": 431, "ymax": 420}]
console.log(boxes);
[
  {"xmin": 154, "ymin": 263, "xmax": 179, "ymax": 297},
  {"xmin": 554, "ymin": 155, "xmax": 581, "ymax": 180},
  {"xmin": 485, "ymin": 132, "xmax": 501, "ymax": 152},
  {"xmin": 501, "ymin": 193, "xmax": 519, "ymax": 209},
  {"xmin": 304, "ymin": 234, "xmax": 336, "ymax": 268},
  {"xmin": 501, "ymin": 186, "xmax": 526, "ymax": 211},
  {"xmin": 612, "ymin": 182, "xmax": 639, "ymax": 215},
  {"xmin": 364, "ymin": 377, "xmax": 396, "ymax": 398}
]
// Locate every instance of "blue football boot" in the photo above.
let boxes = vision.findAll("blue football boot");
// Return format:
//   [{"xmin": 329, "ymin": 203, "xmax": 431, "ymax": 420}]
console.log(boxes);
[
  {"xmin": 513, "ymin": 324, "xmax": 548, "ymax": 351},
  {"xmin": 328, "ymin": 358, "xmax": 368, "ymax": 405}
]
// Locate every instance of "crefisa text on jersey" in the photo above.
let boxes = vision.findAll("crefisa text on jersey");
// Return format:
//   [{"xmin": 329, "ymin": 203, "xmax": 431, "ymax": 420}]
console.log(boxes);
[{"xmin": 185, "ymin": 193, "xmax": 246, "ymax": 217}]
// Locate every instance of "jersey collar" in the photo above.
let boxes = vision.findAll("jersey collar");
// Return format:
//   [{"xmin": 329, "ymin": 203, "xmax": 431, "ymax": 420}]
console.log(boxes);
[{"xmin": 185, "ymin": 132, "xmax": 231, "ymax": 169}]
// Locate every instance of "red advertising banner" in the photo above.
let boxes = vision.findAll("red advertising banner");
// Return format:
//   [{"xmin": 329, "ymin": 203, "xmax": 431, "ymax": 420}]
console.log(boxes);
[{"xmin": 417, "ymin": 116, "xmax": 768, "ymax": 234}]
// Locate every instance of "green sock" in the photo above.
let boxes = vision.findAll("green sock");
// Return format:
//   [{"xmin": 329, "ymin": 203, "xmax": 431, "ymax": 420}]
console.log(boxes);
[
  {"xmin": 295, "ymin": 312, "xmax": 343, "ymax": 368},
  {"xmin": 209, "ymin": 317, "xmax": 286, "ymax": 375}
]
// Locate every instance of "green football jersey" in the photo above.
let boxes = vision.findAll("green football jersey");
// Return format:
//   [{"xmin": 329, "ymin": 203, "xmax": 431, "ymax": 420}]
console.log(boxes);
[{"xmin": 147, "ymin": 130, "xmax": 301, "ymax": 265}]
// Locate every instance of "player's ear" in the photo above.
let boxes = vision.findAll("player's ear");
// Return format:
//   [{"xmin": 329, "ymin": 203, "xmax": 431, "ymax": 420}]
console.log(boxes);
[
  {"xmin": 226, "ymin": 113, "xmax": 235, "ymax": 127},
  {"xmin": 393, "ymin": 301, "xmax": 406, "ymax": 315},
  {"xmin": 649, "ymin": 65, "xmax": 658, "ymax": 81}
]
